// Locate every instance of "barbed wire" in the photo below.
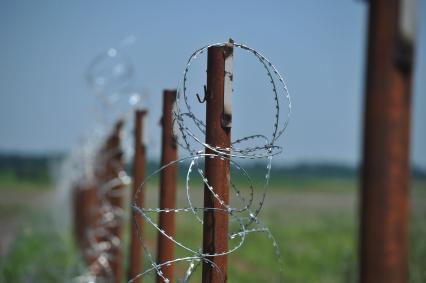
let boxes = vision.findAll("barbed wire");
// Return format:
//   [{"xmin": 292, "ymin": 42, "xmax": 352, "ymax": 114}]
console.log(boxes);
[
  {"xmin": 131, "ymin": 41, "xmax": 291, "ymax": 282},
  {"xmin": 68, "ymin": 37, "xmax": 140, "ymax": 283}
]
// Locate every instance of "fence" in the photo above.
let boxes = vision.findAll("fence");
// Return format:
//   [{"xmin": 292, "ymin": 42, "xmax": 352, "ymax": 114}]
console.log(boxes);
[
  {"xmin": 71, "ymin": 40, "xmax": 291, "ymax": 283},
  {"xmin": 71, "ymin": 3, "xmax": 417, "ymax": 278}
]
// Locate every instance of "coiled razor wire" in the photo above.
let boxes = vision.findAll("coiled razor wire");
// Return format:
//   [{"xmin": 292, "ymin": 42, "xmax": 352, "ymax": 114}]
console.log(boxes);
[
  {"xmin": 69, "ymin": 123, "xmax": 131, "ymax": 283},
  {"xmin": 131, "ymin": 41, "xmax": 291, "ymax": 282},
  {"xmin": 70, "ymin": 38, "xmax": 139, "ymax": 283}
]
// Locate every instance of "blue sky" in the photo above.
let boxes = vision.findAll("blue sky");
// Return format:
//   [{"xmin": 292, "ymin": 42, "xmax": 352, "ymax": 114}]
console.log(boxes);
[{"xmin": 0, "ymin": 1, "xmax": 425, "ymax": 168}]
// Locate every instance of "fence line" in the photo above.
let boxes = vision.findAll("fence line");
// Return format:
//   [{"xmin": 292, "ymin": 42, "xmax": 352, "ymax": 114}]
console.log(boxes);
[{"xmin": 131, "ymin": 40, "xmax": 291, "ymax": 283}]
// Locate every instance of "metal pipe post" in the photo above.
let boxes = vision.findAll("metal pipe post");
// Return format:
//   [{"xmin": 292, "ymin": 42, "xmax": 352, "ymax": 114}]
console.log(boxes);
[
  {"xmin": 128, "ymin": 110, "xmax": 147, "ymax": 283},
  {"xmin": 202, "ymin": 44, "xmax": 233, "ymax": 283},
  {"xmin": 156, "ymin": 90, "xmax": 178, "ymax": 283},
  {"xmin": 103, "ymin": 121, "xmax": 125, "ymax": 283},
  {"xmin": 360, "ymin": 1, "xmax": 415, "ymax": 282}
]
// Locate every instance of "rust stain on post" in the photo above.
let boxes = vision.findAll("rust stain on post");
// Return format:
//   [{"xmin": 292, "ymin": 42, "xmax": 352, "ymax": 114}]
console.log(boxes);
[
  {"xmin": 202, "ymin": 44, "xmax": 233, "ymax": 283},
  {"xmin": 128, "ymin": 110, "xmax": 147, "ymax": 283},
  {"xmin": 156, "ymin": 90, "xmax": 178, "ymax": 283},
  {"xmin": 360, "ymin": 1, "xmax": 414, "ymax": 283}
]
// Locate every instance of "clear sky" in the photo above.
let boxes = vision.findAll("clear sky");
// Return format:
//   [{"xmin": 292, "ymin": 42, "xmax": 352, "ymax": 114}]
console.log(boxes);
[{"xmin": 0, "ymin": 1, "xmax": 425, "ymax": 168}]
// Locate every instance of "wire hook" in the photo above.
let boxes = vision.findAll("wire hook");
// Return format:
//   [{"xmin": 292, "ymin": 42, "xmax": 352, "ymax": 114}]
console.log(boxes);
[{"xmin": 196, "ymin": 85, "xmax": 207, "ymax": 103}]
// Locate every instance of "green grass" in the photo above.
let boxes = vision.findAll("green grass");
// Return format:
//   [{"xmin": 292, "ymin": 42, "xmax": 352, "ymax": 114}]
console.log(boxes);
[
  {"xmin": 0, "ymin": 172, "xmax": 51, "ymax": 191},
  {"xmin": 410, "ymin": 182, "xmax": 426, "ymax": 282},
  {"xmin": 0, "ymin": 215, "xmax": 83, "ymax": 283},
  {"xmin": 0, "ymin": 179, "xmax": 425, "ymax": 282}
]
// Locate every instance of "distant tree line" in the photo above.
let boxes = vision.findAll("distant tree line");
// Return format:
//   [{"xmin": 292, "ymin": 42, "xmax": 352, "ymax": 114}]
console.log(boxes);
[
  {"xmin": 0, "ymin": 153, "xmax": 62, "ymax": 184},
  {"xmin": 144, "ymin": 160, "xmax": 426, "ymax": 180},
  {"xmin": 1, "ymin": 153, "xmax": 425, "ymax": 184}
]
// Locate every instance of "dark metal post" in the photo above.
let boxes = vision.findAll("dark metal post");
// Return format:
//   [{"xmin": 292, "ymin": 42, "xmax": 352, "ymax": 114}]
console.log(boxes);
[
  {"xmin": 202, "ymin": 44, "xmax": 233, "ymax": 283},
  {"xmin": 156, "ymin": 90, "xmax": 178, "ymax": 283},
  {"xmin": 360, "ymin": 1, "xmax": 415, "ymax": 283},
  {"xmin": 128, "ymin": 110, "xmax": 147, "ymax": 283}
]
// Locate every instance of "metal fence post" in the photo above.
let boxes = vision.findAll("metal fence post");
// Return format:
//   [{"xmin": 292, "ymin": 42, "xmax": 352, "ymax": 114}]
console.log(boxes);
[
  {"xmin": 156, "ymin": 90, "xmax": 178, "ymax": 283},
  {"xmin": 360, "ymin": 1, "xmax": 415, "ymax": 282},
  {"xmin": 102, "ymin": 121, "xmax": 125, "ymax": 283},
  {"xmin": 202, "ymin": 43, "xmax": 233, "ymax": 283},
  {"xmin": 128, "ymin": 110, "xmax": 147, "ymax": 283}
]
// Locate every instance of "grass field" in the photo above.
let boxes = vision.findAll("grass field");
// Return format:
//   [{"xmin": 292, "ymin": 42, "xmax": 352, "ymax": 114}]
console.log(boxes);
[
  {"xmin": 0, "ymin": 177, "xmax": 425, "ymax": 283},
  {"xmin": 0, "ymin": 172, "xmax": 50, "ymax": 191}
]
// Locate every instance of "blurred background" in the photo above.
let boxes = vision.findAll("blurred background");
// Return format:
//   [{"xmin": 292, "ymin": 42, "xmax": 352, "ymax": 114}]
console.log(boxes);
[{"xmin": 0, "ymin": 1, "xmax": 424, "ymax": 283}]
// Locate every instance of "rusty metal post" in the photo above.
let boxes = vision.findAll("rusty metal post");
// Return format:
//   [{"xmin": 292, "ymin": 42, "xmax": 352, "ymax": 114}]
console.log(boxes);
[
  {"xmin": 73, "ymin": 182, "xmax": 102, "ymax": 265},
  {"xmin": 80, "ymin": 185, "xmax": 101, "ymax": 264},
  {"xmin": 201, "ymin": 44, "xmax": 233, "ymax": 283},
  {"xmin": 156, "ymin": 90, "xmax": 178, "ymax": 283},
  {"xmin": 360, "ymin": 1, "xmax": 415, "ymax": 283},
  {"xmin": 128, "ymin": 110, "xmax": 147, "ymax": 283},
  {"xmin": 103, "ymin": 121, "xmax": 126, "ymax": 283}
]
